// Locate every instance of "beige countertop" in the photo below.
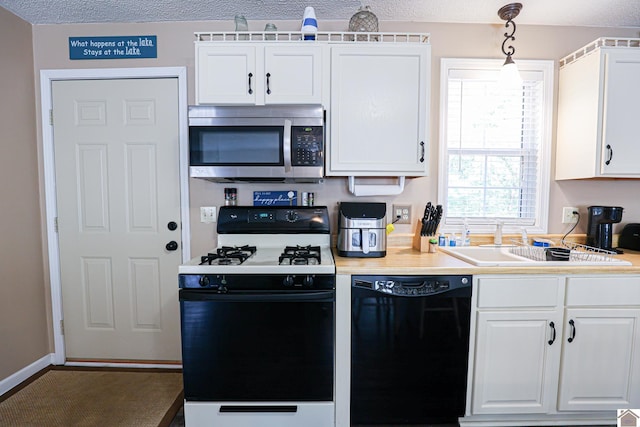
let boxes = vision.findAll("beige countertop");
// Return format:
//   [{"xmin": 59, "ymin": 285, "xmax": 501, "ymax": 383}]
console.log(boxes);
[{"xmin": 334, "ymin": 246, "xmax": 640, "ymax": 276}]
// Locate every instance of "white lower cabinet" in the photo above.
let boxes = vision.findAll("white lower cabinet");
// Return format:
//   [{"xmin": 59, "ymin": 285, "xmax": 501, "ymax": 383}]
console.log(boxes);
[
  {"xmin": 473, "ymin": 310, "xmax": 560, "ymax": 414},
  {"xmin": 557, "ymin": 277, "xmax": 640, "ymax": 411},
  {"xmin": 470, "ymin": 276, "xmax": 563, "ymax": 416},
  {"xmin": 463, "ymin": 274, "xmax": 640, "ymax": 426}
]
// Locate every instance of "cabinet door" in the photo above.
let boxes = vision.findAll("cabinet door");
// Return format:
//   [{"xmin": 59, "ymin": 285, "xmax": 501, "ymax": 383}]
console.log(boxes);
[
  {"xmin": 264, "ymin": 45, "xmax": 324, "ymax": 104},
  {"xmin": 558, "ymin": 308, "xmax": 640, "ymax": 411},
  {"xmin": 196, "ymin": 45, "xmax": 257, "ymax": 104},
  {"xmin": 472, "ymin": 311, "xmax": 560, "ymax": 414},
  {"xmin": 600, "ymin": 50, "xmax": 640, "ymax": 176},
  {"xmin": 328, "ymin": 45, "xmax": 430, "ymax": 176}
]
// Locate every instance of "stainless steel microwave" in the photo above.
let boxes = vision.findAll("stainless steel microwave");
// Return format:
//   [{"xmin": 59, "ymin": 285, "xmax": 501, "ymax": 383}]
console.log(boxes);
[{"xmin": 188, "ymin": 105, "xmax": 325, "ymax": 183}]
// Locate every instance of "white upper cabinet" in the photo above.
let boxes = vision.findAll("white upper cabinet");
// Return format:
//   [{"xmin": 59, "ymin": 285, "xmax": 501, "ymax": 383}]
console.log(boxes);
[
  {"xmin": 196, "ymin": 42, "xmax": 325, "ymax": 105},
  {"xmin": 556, "ymin": 39, "xmax": 640, "ymax": 179},
  {"xmin": 194, "ymin": 32, "xmax": 431, "ymax": 180},
  {"xmin": 263, "ymin": 45, "xmax": 325, "ymax": 105},
  {"xmin": 327, "ymin": 44, "xmax": 430, "ymax": 176}
]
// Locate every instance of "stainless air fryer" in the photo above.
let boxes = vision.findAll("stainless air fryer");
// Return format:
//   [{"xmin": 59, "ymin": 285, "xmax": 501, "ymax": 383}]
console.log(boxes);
[{"xmin": 337, "ymin": 202, "xmax": 386, "ymax": 257}]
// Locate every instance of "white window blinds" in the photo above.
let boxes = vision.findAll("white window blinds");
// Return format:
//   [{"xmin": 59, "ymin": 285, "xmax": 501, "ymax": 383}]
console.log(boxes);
[{"xmin": 439, "ymin": 60, "xmax": 553, "ymax": 233}]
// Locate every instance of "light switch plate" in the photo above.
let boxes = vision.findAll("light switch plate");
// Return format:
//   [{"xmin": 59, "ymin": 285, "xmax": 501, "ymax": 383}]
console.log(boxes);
[{"xmin": 200, "ymin": 206, "xmax": 217, "ymax": 223}]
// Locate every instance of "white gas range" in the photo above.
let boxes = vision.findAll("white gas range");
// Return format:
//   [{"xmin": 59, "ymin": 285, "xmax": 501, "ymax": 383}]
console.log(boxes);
[
  {"xmin": 179, "ymin": 206, "xmax": 336, "ymax": 427},
  {"xmin": 179, "ymin": 235, "xmax": 335, "ymax": 275}
]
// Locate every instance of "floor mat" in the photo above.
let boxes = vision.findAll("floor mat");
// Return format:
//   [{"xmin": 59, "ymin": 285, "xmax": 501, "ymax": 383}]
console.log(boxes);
[{"xmin": 0, "ymin": 367, "xmax": 183, "ymax": 427}]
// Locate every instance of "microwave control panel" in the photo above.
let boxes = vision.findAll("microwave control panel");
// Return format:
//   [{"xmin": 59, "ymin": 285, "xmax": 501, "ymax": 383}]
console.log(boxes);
[{"xmin": 291, "ymin": 126, "xmax": 323, "ymax": 167}]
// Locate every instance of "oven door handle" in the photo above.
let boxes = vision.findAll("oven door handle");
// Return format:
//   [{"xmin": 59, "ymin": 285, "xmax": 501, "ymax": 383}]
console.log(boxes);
[
  {"xmin": 220, "ymin": 405, "xmax": 297, "ymax": 413},
  {"xmin": 180, "ymin": 290, "xmax": 335, "ymax": 303}
]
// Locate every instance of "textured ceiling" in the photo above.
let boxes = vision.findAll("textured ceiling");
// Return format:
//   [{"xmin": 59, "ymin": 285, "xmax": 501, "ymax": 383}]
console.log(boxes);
[{"xmin": 1, "ymin": 0, "xmax": 639, "ymax": 27}]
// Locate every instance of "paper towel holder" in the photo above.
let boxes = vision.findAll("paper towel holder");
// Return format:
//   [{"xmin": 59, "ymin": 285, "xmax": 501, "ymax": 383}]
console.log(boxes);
[{"xmin": 348, "ymin": 176, "xmax": 405, "ymax": 196}]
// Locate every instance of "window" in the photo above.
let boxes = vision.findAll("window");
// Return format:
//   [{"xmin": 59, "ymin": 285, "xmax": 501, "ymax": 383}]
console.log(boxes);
[{"xmin": 438, "ymin": 58, "xmax": 554, "ymax": 234}]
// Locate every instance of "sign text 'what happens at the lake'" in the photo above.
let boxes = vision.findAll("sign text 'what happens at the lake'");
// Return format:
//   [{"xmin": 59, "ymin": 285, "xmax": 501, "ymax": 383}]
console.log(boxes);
[{"xmin": 69, "ymin": 36, "xmax": 157, "ymax": 59}]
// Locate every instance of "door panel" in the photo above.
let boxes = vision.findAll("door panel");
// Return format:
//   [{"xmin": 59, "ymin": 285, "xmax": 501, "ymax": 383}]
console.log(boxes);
[
  {"xmin": 472, "ymin": 311, "xmax": 560, "ymax": 414},
  {"xmin": 601, "ymin": 52, "xmax": 640, "ymax": 175},
  {"xmin": 52, "ymin": 78, "xmax": 181, "ymax": 361},
  {"xmin": 558, "ymin": 308, "xmax": 640, "ymax": 410}
]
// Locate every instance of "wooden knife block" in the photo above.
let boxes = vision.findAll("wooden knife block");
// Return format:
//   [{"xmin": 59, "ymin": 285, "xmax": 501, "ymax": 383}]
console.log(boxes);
[{"xmin": 412, "ymin": 221, "xmax": 432, "ymax": 252}]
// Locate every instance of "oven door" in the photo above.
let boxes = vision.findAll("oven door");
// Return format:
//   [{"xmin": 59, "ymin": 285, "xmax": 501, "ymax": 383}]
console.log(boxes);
[{"xmin": 180, "ymin": 288, "xmax": 334, "ymax": 402}]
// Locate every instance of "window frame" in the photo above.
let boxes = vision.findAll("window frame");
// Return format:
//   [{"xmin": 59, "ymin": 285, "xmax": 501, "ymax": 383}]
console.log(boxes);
[{"xmin": 438, "ymin": 58, "xmax": 554, "ymax": 235}]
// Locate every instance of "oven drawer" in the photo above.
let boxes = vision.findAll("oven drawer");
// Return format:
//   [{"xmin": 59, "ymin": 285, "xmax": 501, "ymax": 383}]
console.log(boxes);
[{"xmin": 184, "ymin": 402, "xmax": 334, "ymax": 427}]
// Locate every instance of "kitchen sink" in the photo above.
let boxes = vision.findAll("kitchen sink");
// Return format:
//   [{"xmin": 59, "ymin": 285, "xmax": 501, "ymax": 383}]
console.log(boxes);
[{"xmin": 439, "ymin": 245, "xmax": 632, "ymax": 266}]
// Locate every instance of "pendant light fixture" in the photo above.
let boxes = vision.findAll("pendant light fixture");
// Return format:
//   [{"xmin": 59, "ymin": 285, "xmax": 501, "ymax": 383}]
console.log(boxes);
[{"xmin": 498, "ymin": 3, "xmax": 523, "ymax": 87}]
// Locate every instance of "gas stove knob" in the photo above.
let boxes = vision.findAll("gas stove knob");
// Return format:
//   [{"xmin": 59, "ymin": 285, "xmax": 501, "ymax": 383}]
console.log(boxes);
[
  {"xmin": 199, "ymin": 276, "xmax": 210, "ymax": 287},
  {"xmin": 283, "ymin": 275, "xmax": 295, "ymax": 286},
  {"xmin": 285, "ymin": 211, "xmax": 298, "ymax": 222},
  {"xmin": 303, "ymin": 275, "xmax": 314, "ymax": 286}
]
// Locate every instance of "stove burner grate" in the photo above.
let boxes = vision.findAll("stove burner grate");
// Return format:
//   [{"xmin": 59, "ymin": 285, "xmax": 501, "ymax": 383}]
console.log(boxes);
[
  {"xmin": 279, "ymin": 245, "xmax": 322, "ymax": 265},
  {"xmin": 200, "ymin": 245, "xmax": 257, "ymax": 265}
]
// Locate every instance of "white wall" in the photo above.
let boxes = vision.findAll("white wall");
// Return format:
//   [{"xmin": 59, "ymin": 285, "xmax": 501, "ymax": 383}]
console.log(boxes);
[{"xmin": 30, "ymin": 19, "xmax": 640, "ymax": 256}]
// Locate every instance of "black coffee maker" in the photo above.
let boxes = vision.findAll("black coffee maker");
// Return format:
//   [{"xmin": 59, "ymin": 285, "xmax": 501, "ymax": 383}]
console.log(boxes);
[{"xmin": 586, "ymin": 206, "xmax": 624, "ymax": 252}]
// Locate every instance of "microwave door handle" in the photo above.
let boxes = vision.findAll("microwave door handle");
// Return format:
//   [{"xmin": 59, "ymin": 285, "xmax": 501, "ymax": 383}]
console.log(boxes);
[{"xmin": 283, "ymin": 119, "xmax": 292, "ymax": 173}]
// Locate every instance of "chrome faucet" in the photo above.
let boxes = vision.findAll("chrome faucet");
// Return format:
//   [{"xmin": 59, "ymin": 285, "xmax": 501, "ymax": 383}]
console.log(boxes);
[{"xmin": 494, "ymin": 220, "xmax": 503, "ymax": 245}]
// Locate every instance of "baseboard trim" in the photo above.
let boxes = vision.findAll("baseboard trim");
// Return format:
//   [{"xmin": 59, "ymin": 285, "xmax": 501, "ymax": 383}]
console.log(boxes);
[
  {"xmin": 0, "ymin": 353, "xmax": 54, "ymax": 396},
  {"xmin": 64, "ymin": 361, "xmax": 183, "ymax": 370}
]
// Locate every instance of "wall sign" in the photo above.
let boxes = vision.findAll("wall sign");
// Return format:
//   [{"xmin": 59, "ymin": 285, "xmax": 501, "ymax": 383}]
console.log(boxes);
[
  {"xmin": 69, "ymin": 36, "xmax": 157, "ymax": 60},
  {"xmin": 253, "ymin": 191, "xmax": 298, "ymax": 206}
]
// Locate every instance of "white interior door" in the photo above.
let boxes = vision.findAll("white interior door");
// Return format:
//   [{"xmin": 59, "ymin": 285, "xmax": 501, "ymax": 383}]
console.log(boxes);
[{"xmin": 52, "ymin": 78, "xmax": 182, "ymax": 362}]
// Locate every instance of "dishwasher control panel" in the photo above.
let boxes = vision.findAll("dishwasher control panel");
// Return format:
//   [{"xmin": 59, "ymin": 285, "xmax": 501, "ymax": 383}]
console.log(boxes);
[{"xmin": 352, "ymin": 275, "xmax": 471, "ymax": 296}]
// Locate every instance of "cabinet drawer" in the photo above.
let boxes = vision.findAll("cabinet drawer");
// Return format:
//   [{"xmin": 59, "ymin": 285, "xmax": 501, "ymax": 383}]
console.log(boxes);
[
  {"xmin": 566, "ymin": 276, "xmax": 640, "ymax": 306},
  {"xmin": 477, "ymin": 276, "xmax": 561, "ymax": 308}
]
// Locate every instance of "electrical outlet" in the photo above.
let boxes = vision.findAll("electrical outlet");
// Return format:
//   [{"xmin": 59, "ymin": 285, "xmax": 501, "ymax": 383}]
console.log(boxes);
[
  {"xmin": 562, "ymin": 207, "xmax": 579, "ymax": 224},
  {"xmin": 392, "ymin": 204, "xmax": 412, "ymax": 225},
  {"xmin": 200, "ymin": 206, "xmax": 217, "ymax": 223}
]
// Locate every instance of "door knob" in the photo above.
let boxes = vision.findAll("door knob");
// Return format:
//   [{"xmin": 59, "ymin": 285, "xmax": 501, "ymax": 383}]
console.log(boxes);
[
  {"xmin": 167, "ymin": 221, "xmax": 178, "ymax": 231},
  {"xmin": 166, "ymin": 241, "xmax": 178, "ymax": 251}
]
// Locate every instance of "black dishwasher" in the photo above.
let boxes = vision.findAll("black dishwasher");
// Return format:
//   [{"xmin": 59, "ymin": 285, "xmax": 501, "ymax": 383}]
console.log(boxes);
[{"xmin": 351, "ymin": 275, "xmax": 472, "ymax": 425}]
